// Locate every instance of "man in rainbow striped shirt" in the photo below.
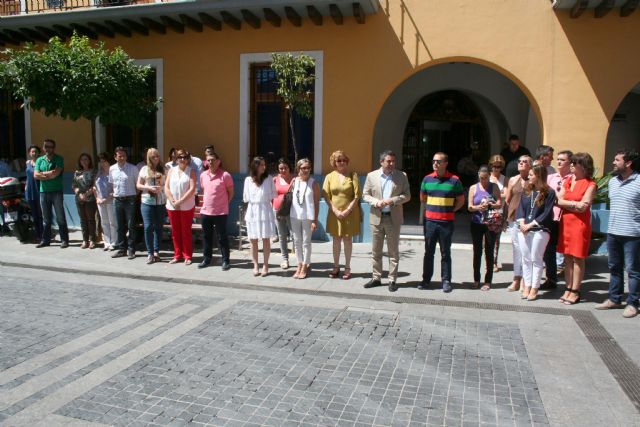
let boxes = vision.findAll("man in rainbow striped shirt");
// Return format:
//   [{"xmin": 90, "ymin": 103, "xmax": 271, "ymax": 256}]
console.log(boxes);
[{"xmin": 419, "ymin": 152, "xmax": 465, "ymax": 293}]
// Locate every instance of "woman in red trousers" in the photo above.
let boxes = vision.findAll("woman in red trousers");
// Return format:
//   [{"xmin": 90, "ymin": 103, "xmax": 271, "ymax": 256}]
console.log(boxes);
[{"xmin": 164, "ymin": 149, "xmax": 196, "ymax": 265}]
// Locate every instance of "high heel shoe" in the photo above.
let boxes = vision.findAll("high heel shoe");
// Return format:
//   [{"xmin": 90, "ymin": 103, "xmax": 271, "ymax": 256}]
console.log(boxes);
[
  {"xmin": 298, "ymin": 265, "xmax": 308, "ymax": 279},
  {"xmin": 252, "ymin": 266, "xmax": 260, "ymax": 276},
  {"xmin": 559, "ymin": 286, "xmax": 572, "ymax": 303},
  {"xmin": 507, "ymin": 278, "xmax": 520, "ymax": 292},
  {"xmin": 527, "ymin": 288, "xmax": 539, "ymax": 301},
  {"xmin": 329, "ymin": 266, "xmax": 340, "ymax": 279},
  {"xmin": 563, "ymin": 289, "xmax": 581, "ymax": 305},
  {"xmin": 342, "ymin": 268, "xmax": 352, "ymax": 280},
  {"xmin": 521, "ymin": 286, "xmax": 531, "ymax": 300},
  {"xmin": 261, "ymin": 266, "xmax": 269, "ymax": 277}
]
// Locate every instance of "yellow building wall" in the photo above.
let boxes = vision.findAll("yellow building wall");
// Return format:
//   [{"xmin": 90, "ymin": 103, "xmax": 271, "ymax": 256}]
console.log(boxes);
[{"xmin": 29, "ymin": 0, "xmax": 640, "ymax": 175}]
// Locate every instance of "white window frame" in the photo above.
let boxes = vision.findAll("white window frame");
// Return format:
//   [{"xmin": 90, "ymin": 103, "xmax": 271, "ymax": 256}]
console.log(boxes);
[
  {"xmin": 239, "ymin": 51, "xmax": 323, "ymax": 175},
  {"xmin": 95, "ymin": 58, "xmax": 164, "ymax": 161}
]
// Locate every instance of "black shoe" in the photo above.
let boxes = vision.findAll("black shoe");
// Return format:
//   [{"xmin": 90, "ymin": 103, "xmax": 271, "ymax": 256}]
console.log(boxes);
[
  {"xmin": 198, "ymin": 258, "xmax": 211, "ymax": 269},
  {"xmin": 417, "ymin": 281, "xmax": 430, "ymax": 290},
  {"xmin": 540, "ymin": 279, "xmax": 557, "ymax": 290},
  {"xmin": 442, "ymin": 281, "xmax": 453, "ymax": 293},
  {"xmin": 388, "ymin": 281, "xmax": 398, "ymax": 292},
  {"xmin": 36, "ymin": 242, "xmax": 50, "ymax": 248},
  {"xmin": 364, "ymin": 279, "xmax": 382, "ymax": 289},
  {"xmin": 60, "ymin": 241, "xmax": 69, "ymax": 249},
  {"xmin": 111, "ymin": 251, "xmax": 126, "ymax": 258},
  {"xmin": 221, "ymin": 261, "xmax": 231, "ymax": 271},
  {"xmin": 127, "ymin": 250, "xmax": 136, "ymax": 260}
]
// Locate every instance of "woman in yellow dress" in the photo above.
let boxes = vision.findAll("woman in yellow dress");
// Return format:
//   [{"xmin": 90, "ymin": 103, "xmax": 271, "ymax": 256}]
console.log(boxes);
[{"xmin": 322, "ymin": 150, "xmax": 361, "ymax": 280}]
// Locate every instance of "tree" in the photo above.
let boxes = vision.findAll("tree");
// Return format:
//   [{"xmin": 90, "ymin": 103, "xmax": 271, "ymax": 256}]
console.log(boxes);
[
  {"xmin": 270, "ymin": 52, "xmax": 315, "ymax": 163},
  {"xmin": 0, "ymin": 33, "xmax": 160, "ymax": 159}
]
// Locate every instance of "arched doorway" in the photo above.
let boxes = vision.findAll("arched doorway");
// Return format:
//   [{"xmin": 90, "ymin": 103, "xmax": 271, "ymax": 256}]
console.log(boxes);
[
  {"xmin": 373, "ymin": 60, "xmax": 542, "ymax": 227},
  {"xmin": 402, "ymin": 90, "xmax": 490, "ymax": 192},
  {"xmin": 604, "ymin": 82, "xmax": 640, "ymax": 170}
]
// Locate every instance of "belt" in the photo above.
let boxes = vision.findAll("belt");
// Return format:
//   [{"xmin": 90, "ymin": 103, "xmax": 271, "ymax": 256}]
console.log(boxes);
[
  {"xmin": 381, "ymin": 211, "xmax": 391, "ymax": 216},
  {"xmin": 114, "ymin": 195, "xmax": 136, "ymax": 200}
]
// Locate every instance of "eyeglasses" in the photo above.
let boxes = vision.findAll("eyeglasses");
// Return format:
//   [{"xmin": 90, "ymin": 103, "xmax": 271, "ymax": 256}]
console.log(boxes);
[{"xmin": 432, "ymin": 159, "xmax": 444, "ymax": 164}]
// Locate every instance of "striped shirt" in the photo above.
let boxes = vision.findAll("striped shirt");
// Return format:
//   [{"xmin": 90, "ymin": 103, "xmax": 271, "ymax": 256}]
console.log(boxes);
[
  {"xmin": 420, "ymin": 171, "xmax": 463, "ymax": 222},
  {"xmin": 608, "ymin": 172, "xmax": 640, "ymax": 237}
]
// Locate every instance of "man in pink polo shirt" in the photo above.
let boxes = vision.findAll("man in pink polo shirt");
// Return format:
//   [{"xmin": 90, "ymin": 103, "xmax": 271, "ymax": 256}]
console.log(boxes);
[
  {"xmin": 198, "ymin": 152, "xmax": 234, "ymax": 270},
  {"xmin": 542, "ymin": 149, "xmax": 573, "ymax": 288}
]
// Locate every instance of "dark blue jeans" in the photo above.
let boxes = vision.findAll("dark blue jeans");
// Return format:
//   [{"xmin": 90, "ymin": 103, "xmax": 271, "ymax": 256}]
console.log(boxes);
[
  {"xmin": 40, "ymin": 191, "xmax": 69, "ymax": 244},
  {"xmin": 114, "ymin": 196, "xmax": 137, "ymax": 252},
  {"xmin": 28, "ymin": 198, "xmax": 43, "ymax": 241},
  {"xmin": 201, "ymin": 214, "xmax": 230, "ymax": 263},
  {"xmin": 607, "ymin": 233, "xmax": 640, "ymax": 308},
  {"xmin": 423, "ymin": 220, "xmax": 454, "ymax": 283},
  {"xmin": 141, "ymin": 203, "xmax": 166, "ymax": 256}
]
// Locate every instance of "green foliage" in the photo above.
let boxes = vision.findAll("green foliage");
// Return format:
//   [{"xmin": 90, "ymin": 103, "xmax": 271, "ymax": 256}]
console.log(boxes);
[
  {"xmin": 0, "ymin": 33, "xmax": 159, "ymax": 128},
  {"xmin": 593, "ymin": 172, "xmax": 612, "ymax": 206},
  {"xmin": 270, "ymin": 53, "xmax": 315, "ymax": 161},
  {"xmin": 271, "ymin": 52, "xmax": 315, "ymax": 118}
]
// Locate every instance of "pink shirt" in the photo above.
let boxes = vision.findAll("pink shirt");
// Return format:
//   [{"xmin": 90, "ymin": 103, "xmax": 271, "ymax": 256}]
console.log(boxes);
[
  {"xmin": 199, "ymin": 168, "xmax": 233, "ymax": 216},
  {"xmin": 547, "ymin": 172, "xmax": 572, "ymax": 221},
  {"xmin": 272, "ymin": 175, "xmax": 293, "ymax": 211}
]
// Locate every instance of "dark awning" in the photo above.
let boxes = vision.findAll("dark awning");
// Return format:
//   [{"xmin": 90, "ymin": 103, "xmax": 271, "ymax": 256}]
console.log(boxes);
[
  {"xmin": 551, "ymin": 0, "xmax": 638, "ymax": 18},
  {"xmin": 0, "ymin": 0, "xmax": 379, "ymax": 45}
]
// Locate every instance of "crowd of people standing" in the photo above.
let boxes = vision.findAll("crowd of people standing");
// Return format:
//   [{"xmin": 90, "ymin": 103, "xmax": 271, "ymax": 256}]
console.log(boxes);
[{"xmin": 18, "ymin": 137, "xmax": 640, "ymax": 318}]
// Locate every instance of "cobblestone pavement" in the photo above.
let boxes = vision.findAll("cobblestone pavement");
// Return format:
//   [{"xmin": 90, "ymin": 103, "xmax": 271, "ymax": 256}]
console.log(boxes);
[{"xmin": 0, "ymin": 264, "xmax": 637, "ymax": 427}]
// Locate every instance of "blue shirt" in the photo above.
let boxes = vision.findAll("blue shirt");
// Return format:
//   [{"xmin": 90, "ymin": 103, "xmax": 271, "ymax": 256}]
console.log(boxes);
[
  {"xmin": 108, "ymin": 162, "xmax": 139, "ymax": 197},
  {"xmin": 608, "ymin": 172, "xmax": 640, "ymax": 237},
  {"xmin": 95, "ymin": 172, "xmax": 113, "ymax": 202},
  {"xmin": 379, "ymin": 171, "xmax": 393, "ymax": 213},
  {"xmin": 25, "ymin": 160, "xmax": 39, "ymax": 201}
]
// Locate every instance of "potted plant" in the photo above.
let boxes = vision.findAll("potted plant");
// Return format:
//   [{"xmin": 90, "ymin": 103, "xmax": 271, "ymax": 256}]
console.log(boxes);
[{"xmin": 591, "ymin": 172, "xmax": 612, "ymax": 234}]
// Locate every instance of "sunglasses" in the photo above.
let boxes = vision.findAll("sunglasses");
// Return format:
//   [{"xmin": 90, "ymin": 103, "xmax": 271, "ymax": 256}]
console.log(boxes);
[
  {"xmin": 336, "ymin": 159, "xmax": 347, "ymax": 163},
  {"xmin": 432, "ymin": 159, "xmax": 444, "ymax": 164},
  {"xmin": 44, "ymin": 145, "xmax": 54, "ymax": 149},
  {"xmin": 491, "ymin": 165, "xmax": 502, "ymax": 169},
  {"xmin": 178, "ymin": 156, "xmax": 189, "ymax": 160}
]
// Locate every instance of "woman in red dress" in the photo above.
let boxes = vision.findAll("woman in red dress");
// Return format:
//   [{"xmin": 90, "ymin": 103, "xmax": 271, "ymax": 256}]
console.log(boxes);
[{"xmin": 557, "ymin": 153, "xmax": 597, "ymax": 305}]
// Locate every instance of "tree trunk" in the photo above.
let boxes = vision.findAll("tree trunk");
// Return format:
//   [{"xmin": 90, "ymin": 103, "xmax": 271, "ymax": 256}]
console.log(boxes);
[
  {"xmin": 91, "ymin": 119, "xmax": 98, "ymax": 161},
  {"xmin": 288, "ymin": 107, "xmax": 299, "ymax": 163}
]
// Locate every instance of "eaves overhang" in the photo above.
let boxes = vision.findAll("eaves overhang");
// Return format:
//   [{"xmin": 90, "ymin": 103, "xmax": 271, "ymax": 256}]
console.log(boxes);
[
  {"xmin": 0, "ymin": 0, "xmax": 380, "ymax": 45},
  {"xmin": 551, "ymin": 0, "xmax": 638, "ymax": 18}
]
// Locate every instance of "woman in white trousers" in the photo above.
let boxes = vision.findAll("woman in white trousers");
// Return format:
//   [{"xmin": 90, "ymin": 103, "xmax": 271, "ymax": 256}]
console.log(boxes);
[
  {"xmin": 515, "ymin": 165, "xmax": 556, "ymax": 301},
  {"xmin": 290, "ymin": 158, "xmax": 320, "ymax": 280}
]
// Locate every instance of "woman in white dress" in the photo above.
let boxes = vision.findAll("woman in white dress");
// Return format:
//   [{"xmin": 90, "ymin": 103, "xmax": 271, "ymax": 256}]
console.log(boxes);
[
  {"xmin": 243, "ymin": 157, "xmax": 277, "ymax": 277},
  {"xmin": 290, "ymin": 158, "xmax": 320, "ymax": 279},
  {"xmin": 489, "ymin": 154, "xmax": 507, "ymax": 272}
]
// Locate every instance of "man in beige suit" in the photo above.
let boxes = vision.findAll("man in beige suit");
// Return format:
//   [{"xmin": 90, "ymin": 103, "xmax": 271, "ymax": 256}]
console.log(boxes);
[{"xmin": 362, "ymin": 150, "xmax": 411, "ymax": 292}]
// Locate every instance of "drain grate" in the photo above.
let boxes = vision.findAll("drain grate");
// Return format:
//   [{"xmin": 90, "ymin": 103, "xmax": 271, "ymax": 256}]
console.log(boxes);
[{"xmin": 3, "ymin": 260, "xmax": 640, "ymax": 413}]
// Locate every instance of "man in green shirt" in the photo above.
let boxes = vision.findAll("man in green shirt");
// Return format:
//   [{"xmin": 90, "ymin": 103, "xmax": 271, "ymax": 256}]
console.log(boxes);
[{"xmin": 34, "ymin": 139, "xmax": 69, "ymax": 248}]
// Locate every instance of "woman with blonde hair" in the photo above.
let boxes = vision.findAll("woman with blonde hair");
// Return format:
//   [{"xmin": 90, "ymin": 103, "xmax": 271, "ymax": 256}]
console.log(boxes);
[
  {"xmin": 290, "ymin": 158, "xmax": 320, "ymax": 279},
  {"xmin": 488, "ymin": 154, "xmax": 507, "ymax": 272},
  {"xmin": 164, "ymin": 149, "xmax": 196, "ymax": 265},
  {"xmin": 137, "ymin": 148, "xmax": 166, "ymax": 264},
  {"xmin": 243, "ymin": 156, "xmax": 277, "ymax": 276},
  {"xmin": 322, "ymin": 150, "xmax": 361, "ymax": 280}
]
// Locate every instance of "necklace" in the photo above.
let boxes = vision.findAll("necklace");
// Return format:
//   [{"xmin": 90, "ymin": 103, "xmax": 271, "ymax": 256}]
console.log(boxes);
[
  {"xmin": 296, "ymin": 179, "xmax": 308, "ymax": 206},
  {"xmin": 528, "ymin": 191, "xmax": 537, "ymax": 220}
]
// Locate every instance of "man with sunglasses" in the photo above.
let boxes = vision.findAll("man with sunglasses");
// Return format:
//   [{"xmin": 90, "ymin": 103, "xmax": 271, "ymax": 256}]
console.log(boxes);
[
  {"xmin": 34, "ymin": 139, "xmax": 69, "ymax": 248},
  {"xmin": 501, "ymin": 135, "xmax": 531, "ymax": 178},
  {"xmin": 543, "ymin": 150, "xmax": 573, "ymax": 288},
  {"xmin": 419, "ymin": 152, "xmax": 465, "ymax": 293}
]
